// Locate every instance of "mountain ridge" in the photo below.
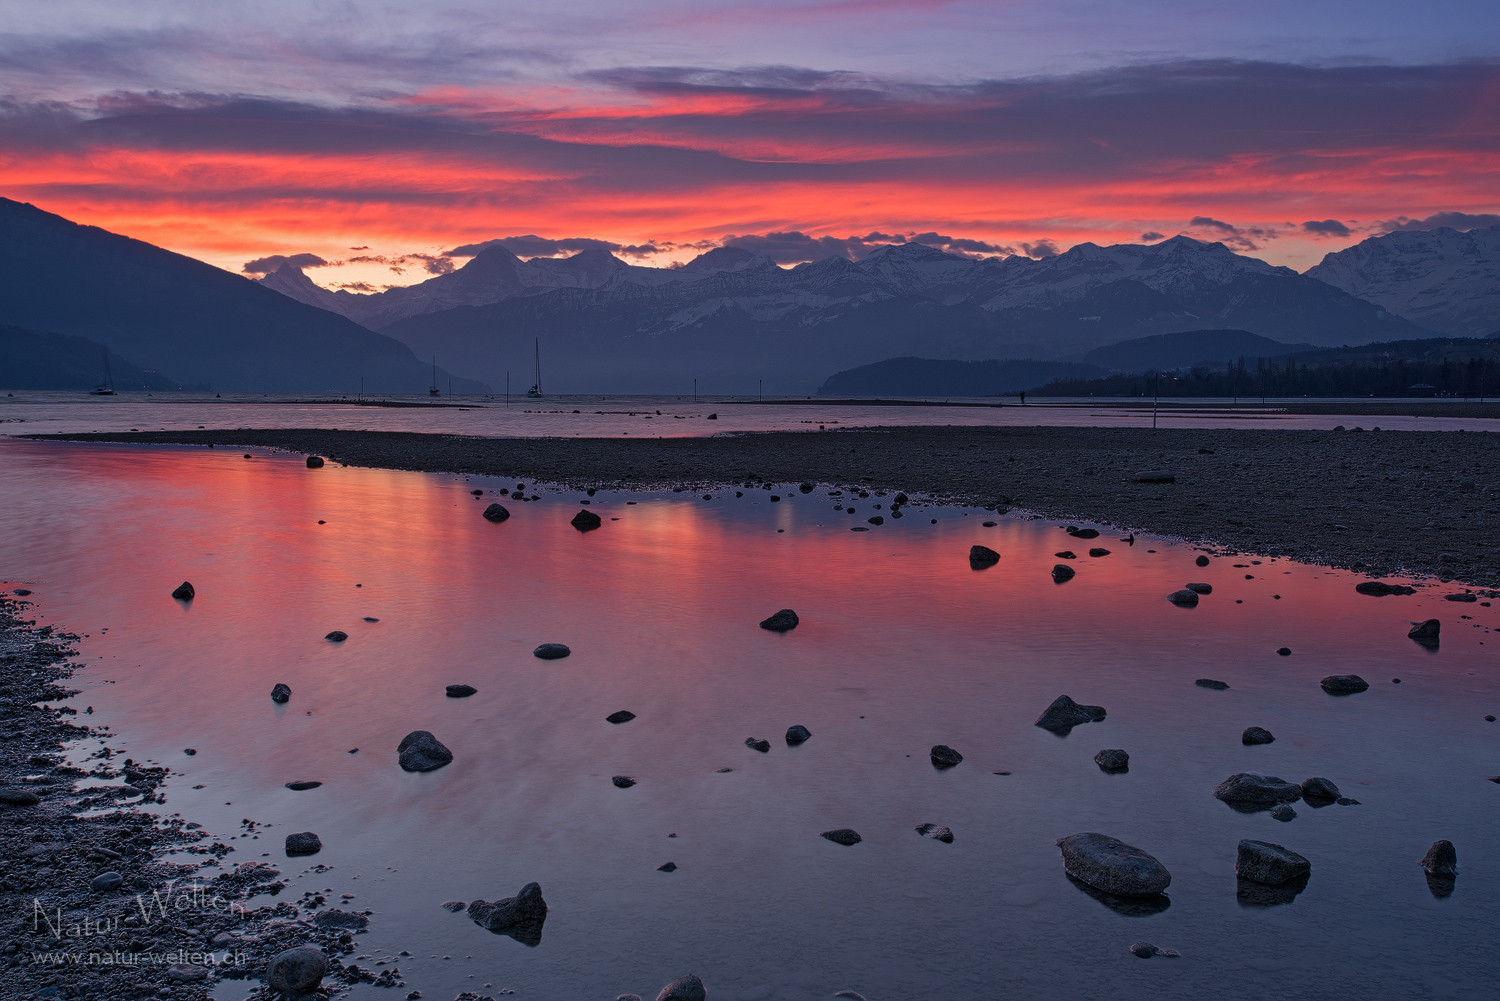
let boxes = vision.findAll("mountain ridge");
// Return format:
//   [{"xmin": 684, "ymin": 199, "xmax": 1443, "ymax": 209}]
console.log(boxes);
[
  {"xmin": 0, "ymin": 198, "xmax": 488, "ymax": 394},
  {"xmin": 1306, "ymin": 224, "xmax": 1500, "ymax": 336},
  {"xmin": 267, "ymin": 236, "xmax": 1421, "ymax": 393}
]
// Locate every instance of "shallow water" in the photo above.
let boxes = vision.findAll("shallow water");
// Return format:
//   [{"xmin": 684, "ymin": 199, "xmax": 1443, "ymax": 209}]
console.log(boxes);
[
  {"xmin": 2, "ymin": 439, "xmax": 1498, "ymax": 1000},
  {"xmin": 4, "ymin": 390, "xmax": 1499, "ymax": 438}
]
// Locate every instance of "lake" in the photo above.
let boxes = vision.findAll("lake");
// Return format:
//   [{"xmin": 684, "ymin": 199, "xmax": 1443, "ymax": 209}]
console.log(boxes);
[{"xmin": 2, "ymin": 438, "xmax": 1496, "ymax": 1000}]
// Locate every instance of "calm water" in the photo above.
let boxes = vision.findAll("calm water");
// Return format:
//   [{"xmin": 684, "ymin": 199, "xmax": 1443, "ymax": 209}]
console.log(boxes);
[
  {"xmin": 4, "ymin": 390, "xmax": 1500, "ymax": 438},
  {"xmin": 2, "ymin": 439, "xmax": 1498, "ymax": 1000}
]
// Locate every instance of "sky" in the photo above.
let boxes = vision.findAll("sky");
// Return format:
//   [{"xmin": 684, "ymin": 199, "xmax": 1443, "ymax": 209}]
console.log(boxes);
[{"xmin": 2, "ymin": 0, "xmax": 1498, "ymax": 290}]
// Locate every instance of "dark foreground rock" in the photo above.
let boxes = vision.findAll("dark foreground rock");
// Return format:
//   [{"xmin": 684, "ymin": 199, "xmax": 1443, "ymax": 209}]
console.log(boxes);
[
  {"xmin": 270, "ymin": 682, "xmax": 291, "ymax": 703},
  {"xmin": 821, "ymin": 828, "xmax": 863, "ymax": 846},
  {"xmin": 606, "ymin": 710, "xmax": 637, "ymax": 724},
  {"xmin": 468, "ymin": 881, "xmax": 548, "ymax": 946},
  {"xmin": 1301, "ymin": 776, "xmax": 1341, "ymax": 801},
  {"xmin": 482, "ymin": 502, "xmax": 511, "ymax": 522},
  {"xmin": 1035, "ymin": 695, "xmax": 1106, "ymax": 733},
  {"xmin": 1130, "ymin": 942, "xmax": 1180, "ymax": 958},
  {"xmin": 969, "ymin": 544, "xmax": 1001, "ymax": 568},
  {"xmin": 745, "ymin": 736, "xmax": 771, "ymax": 752},
  {"xmin": 1196, "ymin": 678, "xmax": 1230, "ymax": 690},
  {"xmin": 446, "ymin": 684, "xmax": 477, "ymax": 697},
  {"xmin": 1419, "ymin": 840, "xmax": 1458, "ymax": 875},
  {"xmin": 916, "ymin": 823, "xmax": 955, "ymax": 843},
  {"xmin": 657, "ymin": 974, "xmax": 707, "ymax": 1001},
  {"xmin": 1242, "ymin": 726, "xmax": 1275, "ymax": 745},
  {"xmin": 786, "ymin": 724, "xmax": 812, "ymax": 744},
  {"xmin": 1236, "ymin": 840, "xmax": 1311, "ymax": 884},
  {"xmin": 571, "ymin": 508, "xmax": 602, "ymax": 531},
  {"xmin": 397, "ymin": 730, "xmax": 453, "ymax": 771},
  {"xmin": 1408, "ymin": 618, "xmax": 1441, "ymax": 640},
  {"xmin": 534, "ymin": 642, "xmax": 571, "ymax": 659},
  {"xmin": 1356, "ymin": 581, "xmax": 1416, "ymax": 596},
  {"xmin": 759, "ymin": 608, "xmax": 800, "ymax": 631},
  {"xmin": 1167, "ymin": 588, "xmax": 1200, "ymax": 606},
  {"xmin": 285, "ymin": 831, "xmax": 323, "ymax": 855},
  {"xmin": 268, "ymin": 946, "xmax": 327, "ymax": 994},
  {"xmin": 612, "ymin": 775, "xmax": 637, "ymax": 787},
  {"xmin": 325, "ymin": 630, "xmax": 348, "ymax": 642},
  {"xmin": 1051, "ymin": 563, "xmax": 1076, "ymax": 581},
  {"xmin": 1094, "ymin": 749, "xmax": 1129, "ymax": 771},
  {"xmin": 1320, "ymin": 674, "xmax": 1370, "ymax": 694},
  {"xmin": 930, "ymin": 744, "xmax": 963, "ymax": 768},
  {"xmin": 1214, "ymin": 772, "xmax": 1303, "ymax": 809},
  {"xmin": 1056, "ymin": 832, "xmax": 1172, "ymax": 896}
]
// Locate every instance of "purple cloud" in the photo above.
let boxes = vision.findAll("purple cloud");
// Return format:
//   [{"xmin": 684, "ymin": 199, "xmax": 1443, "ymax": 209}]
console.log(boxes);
[
  {"xmin": 1372, "ymin": 211, "xmax": 1500, "ymax": 234},
  {"xmin": 242, "ymin": 252, "xmax": 328, "ymax": 274},
  {"xmin": 1301, "ymin": 219, "xmax": 1352, "ymax": 237}
]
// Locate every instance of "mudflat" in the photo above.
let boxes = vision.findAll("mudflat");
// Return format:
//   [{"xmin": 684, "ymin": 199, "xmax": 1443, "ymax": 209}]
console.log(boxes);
[{"xmin": 29, "ymin": 425, "xmax": 1500, "ymax": 585}]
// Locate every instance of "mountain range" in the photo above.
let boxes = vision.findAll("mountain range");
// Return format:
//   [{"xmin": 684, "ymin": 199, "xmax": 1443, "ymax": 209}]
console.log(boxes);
[
  {"xmin": 0, "ymin": 198, "xmax": 487, "ymax": 394},
  {"xmin": 262, "ymin": 236, "xmax": 1424, "ymax": 394},
  {"xmin": 1306, "ymin": 224, "xmax": 1500, "ymax": 337}
]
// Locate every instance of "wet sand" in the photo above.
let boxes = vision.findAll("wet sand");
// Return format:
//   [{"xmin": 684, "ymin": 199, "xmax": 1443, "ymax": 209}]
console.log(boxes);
[{"xmin": 28, "ymin": 425, "xmax": 1500, "ymax": 585}]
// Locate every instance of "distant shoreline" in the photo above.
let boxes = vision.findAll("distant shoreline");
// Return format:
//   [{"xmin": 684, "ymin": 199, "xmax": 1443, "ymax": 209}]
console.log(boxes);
[{"xmin": 23, "ymin": 425, "xmax": 1500, "ymax": 587}]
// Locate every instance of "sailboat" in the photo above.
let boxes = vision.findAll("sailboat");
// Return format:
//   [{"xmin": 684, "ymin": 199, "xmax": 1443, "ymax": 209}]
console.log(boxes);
[
  {"xmin": 89, "ymin": 348, "xmax": 115, "ymax": 395},
  {"xmin": 526, "ymin": 338, "xmax": 543, "ymax": 398},
  {"xmin": 428, "ymin": 356, "xmax": 440, "ymax": 397}
]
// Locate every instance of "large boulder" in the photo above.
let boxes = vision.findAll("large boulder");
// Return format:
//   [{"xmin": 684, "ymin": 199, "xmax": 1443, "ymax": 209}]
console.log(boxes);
[
  {"xmin": 482, "ymin": 503, "xmax": 510, "ymax": 523},
  {"xmin": 0, "ymin": 787, "xmax": 42, "ymax": 806},
  {"xmin": 571, "ymin": 509, "xmax": 602, "ymax": 531},
  {"xmin": 1056, "ymin": 832, "xmax": 1171, "ymax": 897},
  {"xmin": 785, "ymin": 724, "xmax": 812, "ymax": 745},
  {"xmin": 656, "ymin": 974, "xmax": 707, "ymax": 1001},
  {"xmin": 1034, "ymin": 695, "xmax": 1106, "ymax": 732},
  {"xmin": 270, "ymin": 683, "xmax": 291, "ymax": 703},
  {"xmin": 1241, "ymin": 726, "xmax": 1275, "ymax": 745},
  {"xmin": 267, "ymin": 946, "xmax": 326, "ymax": 995},
  {"xmin": 533, "ymin": 643, "xmax": 571, "ymax": 659},
  {"xmin": 1236, "ymin": 840, "xmax": 1311, "ymax": 884},
  {"xmin": 1051, "ymin": 564, "xmax": 1076, "ymax": 582},
  {"xmin": 171, "ymin": 581, "xmax": 195, "ymax": 601},
  {"xmin": 1214, "ymin": 772, "xmax": 1302, "ymax": 809},
  {"xmin": 397, "ymin": 730, "xmax": 453, "ymax": 772},
  {"xmin": 1167, "ymin": 589, "xmax": 1200, "ymax": 606}
]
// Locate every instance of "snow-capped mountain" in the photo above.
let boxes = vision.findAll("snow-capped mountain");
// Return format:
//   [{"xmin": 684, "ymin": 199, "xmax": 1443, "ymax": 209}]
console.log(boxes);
[
  {"xmin": 1306, "ymin": 225, "xmax": 1500, "ymax": 336},
  {"xmin": 261, "ymin": 236, "xmax": 1423, "ymax": 393}
]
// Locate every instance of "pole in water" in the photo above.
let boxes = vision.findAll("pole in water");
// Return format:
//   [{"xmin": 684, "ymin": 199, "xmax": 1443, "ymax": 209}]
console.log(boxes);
[
  {"xmin": 694, "ymin": 378, "xmax": 697, "ymax": 402},
  {"xmin": 506, "ymin": 372, "xmax": 510, "ymax": 407},
  {"xmin": 1152, "ymin": 371, "xmax": 1159, "ymax": 429},
  {"xmin": 759, "ymin": 379, "xmax": 763, "ymax": 401}
]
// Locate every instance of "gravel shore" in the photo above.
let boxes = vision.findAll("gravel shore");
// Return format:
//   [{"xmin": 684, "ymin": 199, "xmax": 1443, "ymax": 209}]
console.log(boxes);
[
  {"xmin": 28, "ymin": 425, "xmax": 1500, "ymax": 584},
  {"xmin": 0, "ymin": 595, "xmax": 385, "ymax": 1000}
]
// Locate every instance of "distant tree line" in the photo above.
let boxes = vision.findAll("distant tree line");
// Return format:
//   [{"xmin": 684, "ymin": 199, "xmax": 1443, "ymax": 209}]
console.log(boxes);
[{"xmin": 1030, "ymin": 353, "xmax": 1500, "ymax": 399}]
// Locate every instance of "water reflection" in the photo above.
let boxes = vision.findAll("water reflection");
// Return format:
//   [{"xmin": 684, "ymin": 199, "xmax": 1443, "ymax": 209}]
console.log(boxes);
[
  {"xmin": 1, "ymin": 439, "xmax": 1497, "ymax": 1000},
  {"xmin": 1067, "ymin": 875, "xmax": 1172, "ymax": 917},
  {"xmin": 1237, "ymin": 872, "xmax": 1310, "ymax": 908}
]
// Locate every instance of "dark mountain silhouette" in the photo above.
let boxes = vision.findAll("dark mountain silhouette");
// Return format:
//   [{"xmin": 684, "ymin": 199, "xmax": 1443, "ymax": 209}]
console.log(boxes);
[
  {"xmin": 816, "ymin": 357, "xmax": 1103, "ymax": 396},
  {"xmin": 0, "ymin": 324, "xmax": 193, "ymax": 391},
  {"xmin": 0, "ymin": 198, "xmax": 488, "ymax": 393},
  {"xmin": 1078, "ymin": 329, "xmax": 1316, "ymax": 371}
]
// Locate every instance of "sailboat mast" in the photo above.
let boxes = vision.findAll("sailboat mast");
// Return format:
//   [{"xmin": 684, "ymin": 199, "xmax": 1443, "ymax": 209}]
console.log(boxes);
[{"xmin": 534, "ymin": 338, "xmax": 540, "ymax": 395}]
